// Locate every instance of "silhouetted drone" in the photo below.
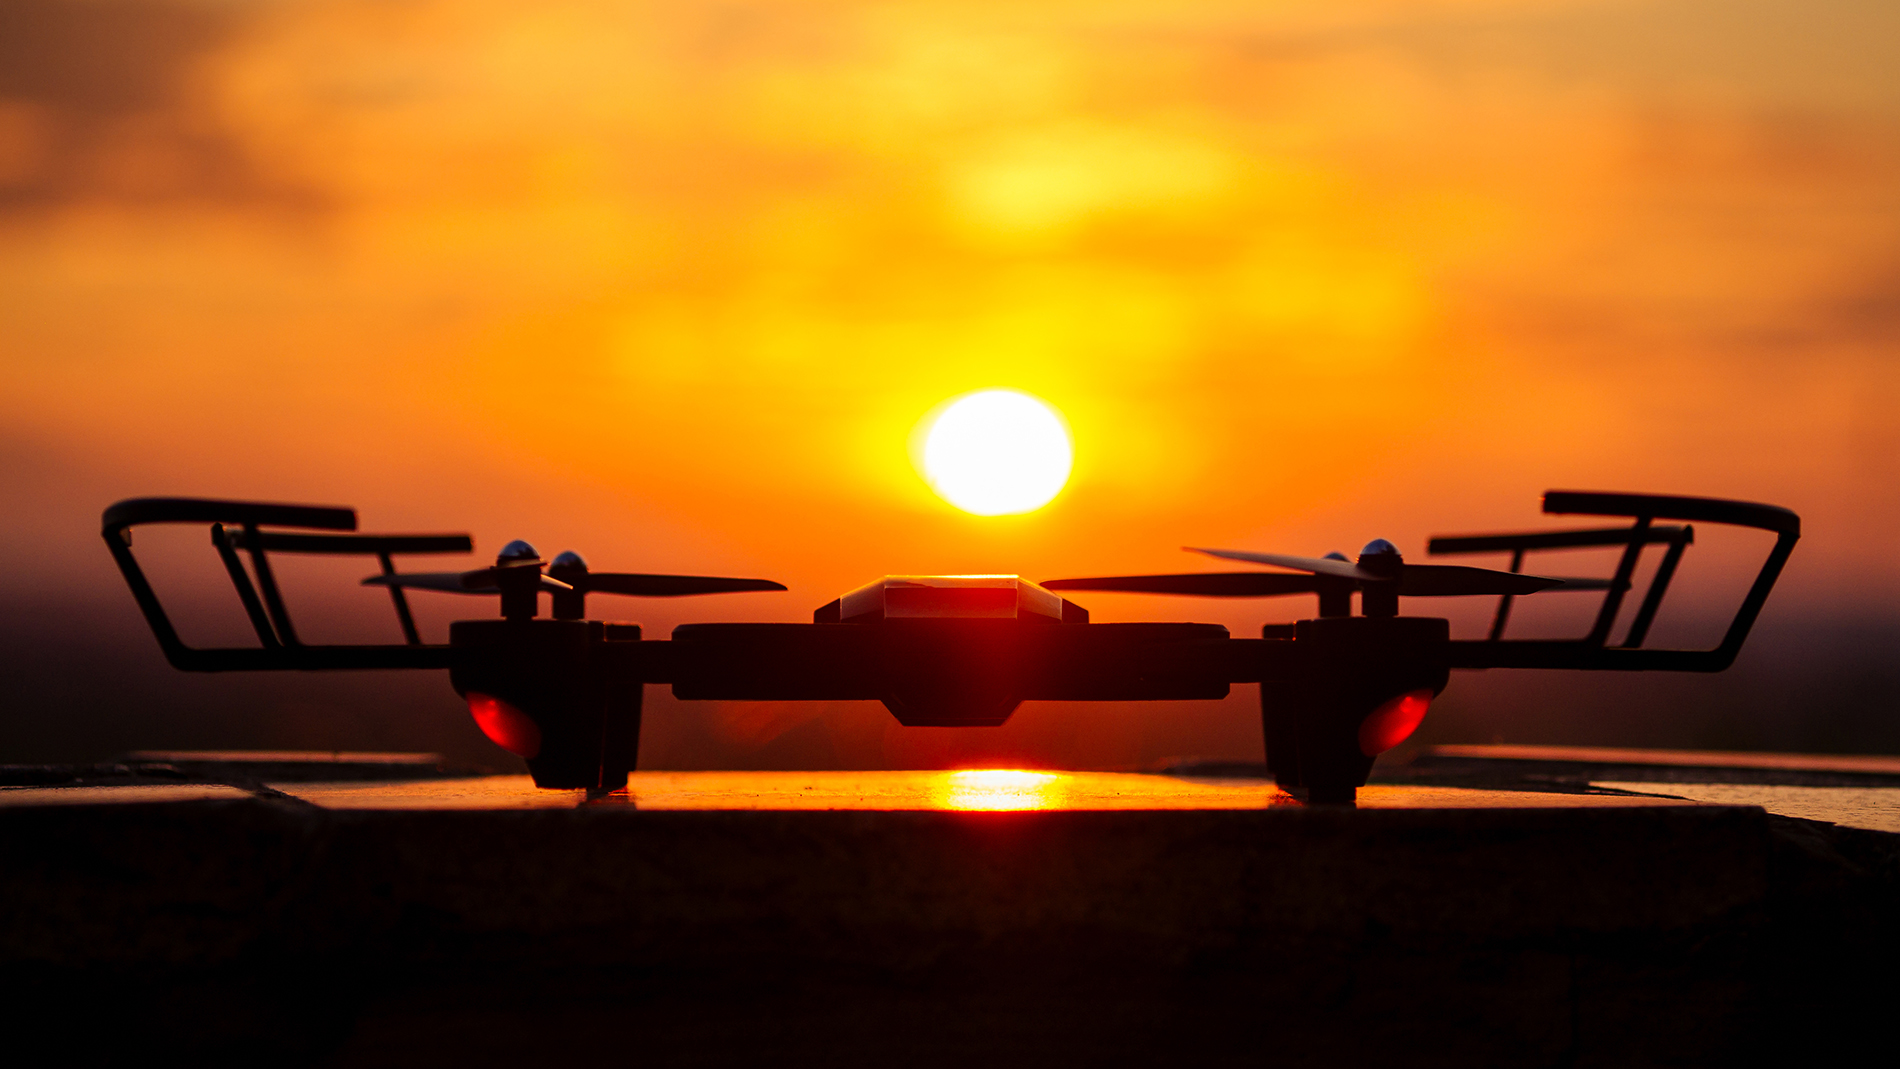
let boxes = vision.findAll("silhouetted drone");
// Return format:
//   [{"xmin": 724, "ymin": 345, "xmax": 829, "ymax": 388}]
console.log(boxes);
[{"xmin": 103, "ymin": 491, "xmax": 1797, "ymax": 803}]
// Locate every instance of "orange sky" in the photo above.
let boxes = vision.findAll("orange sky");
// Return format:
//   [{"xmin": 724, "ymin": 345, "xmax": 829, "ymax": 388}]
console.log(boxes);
[{"xmin": 2, "ymin": 0, "xmax": 1897, "ymax": 765}]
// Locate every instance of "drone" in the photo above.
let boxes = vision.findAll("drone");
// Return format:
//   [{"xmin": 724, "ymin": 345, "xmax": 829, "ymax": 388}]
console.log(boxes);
[{"xmin": 103, "ymin": 491, "xmax": 1798, "ymax": 803}]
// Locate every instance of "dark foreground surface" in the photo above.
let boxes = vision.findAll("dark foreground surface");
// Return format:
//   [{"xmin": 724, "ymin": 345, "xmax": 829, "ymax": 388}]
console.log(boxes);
[{"xmin": 5, "ymin": 757, "xmax": 1899, "ymax": 1067}]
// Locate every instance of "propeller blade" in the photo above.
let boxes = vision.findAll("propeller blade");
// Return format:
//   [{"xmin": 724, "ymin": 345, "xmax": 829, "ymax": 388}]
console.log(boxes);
[
  {"xmin": 363, "ymin": 569, "xmax": 572, "ymax": 594},
  {"xmin": 1182, "ymin": 549, "xmax": 1570, "ymax": 596},
  {"xmin": 579, "ymin": 573, "xmax": 787, "ymax": 597},
  {"xmin": 1186, "ymin": 547, "xmax": 1375, "ymax": 582},
  {"xmin": 1544, "ymin": 576, "xmax": 1623, "ymax": 591},
  {"xmin": 363, "ymin": 571, "xmax": 497, "ymax": 594},
  {"xmin": 1394, "ymin": 565, "xmax": 1566, "ymax": 597},
  {"xmin": 1042, "ymin": 572, "xmax": 1329, "ymax": 597}
]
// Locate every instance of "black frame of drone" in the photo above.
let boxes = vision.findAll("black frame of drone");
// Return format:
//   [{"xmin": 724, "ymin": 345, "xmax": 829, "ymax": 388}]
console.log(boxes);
[
  {"xmin": 104, "ymin": 490, "xmax": 1799, "ymax": 680},
  {"xmin": 102, "ymin": 490, "xmax": 1799, "ymax": 801}
]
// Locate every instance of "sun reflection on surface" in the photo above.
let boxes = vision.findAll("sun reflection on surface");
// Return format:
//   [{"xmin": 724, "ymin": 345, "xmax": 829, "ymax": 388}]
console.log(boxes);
[
  {"xmin": 273, "ymin": 772, "xmax": 1705, "ymax": 813},
  {"xmin": 935, "ymin": 769, "xmax": 1063, "ymax": 810}
]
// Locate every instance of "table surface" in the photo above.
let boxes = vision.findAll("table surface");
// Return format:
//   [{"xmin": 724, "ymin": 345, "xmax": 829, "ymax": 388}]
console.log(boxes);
[
  {"xmin": 6, "ymin": 755, "xmax": 1900, "ymax": 832},
  {"xmin": 0, "ymin": 768, "xmax": 1708, "ymax": 812}
]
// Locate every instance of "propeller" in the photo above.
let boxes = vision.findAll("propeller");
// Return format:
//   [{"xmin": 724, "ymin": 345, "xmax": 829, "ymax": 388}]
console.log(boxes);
[
  {"xmin": 365, "ymin": 541, "xmax": 785, "ymax": 620},
  {"xmin": 547, "ymin": 552, "xmax": 788, "ymax": 598},
  {"xmin": 362, "ymin": 541, "xmax": 573, "ymax": 595},
  {"xmin": 361, "ymin": 571, "xmax": 567, "ymax": 595},
  {"xmin": 1043, "ymin": 572, "xmax": 1331, "ymax": 597},
  {"xmin": 1186, "ymin": 540, "xmax": 1566, "ymax": 598},
  {"xmin": 1045, "ymin": 539, "xmax": 1579, "ymax": 619}
]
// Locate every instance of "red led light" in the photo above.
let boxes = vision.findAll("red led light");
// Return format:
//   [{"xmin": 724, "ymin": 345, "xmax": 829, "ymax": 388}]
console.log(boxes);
[
  {"xmin": 466, "ymin": 692, "xmax": 541, "ymax": 758},
  {"xmin": 1358, "ymin": 689, "xmax": 1434, "ymax": 756}
]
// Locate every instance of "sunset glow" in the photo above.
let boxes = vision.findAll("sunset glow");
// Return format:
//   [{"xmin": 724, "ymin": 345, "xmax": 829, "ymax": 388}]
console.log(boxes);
[
  {"xmin": 2, "ymin": 0, "xmax": 1896, "ymax": 769},
  {"xmin": 920, "ymin": 391, "xmax": 1073, "ymax": 515}
]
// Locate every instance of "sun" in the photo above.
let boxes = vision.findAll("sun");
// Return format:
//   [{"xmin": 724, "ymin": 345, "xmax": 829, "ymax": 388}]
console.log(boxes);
[{"xmin": 919, "ymin": 390, "xmax": 1073, "ymax": 515}]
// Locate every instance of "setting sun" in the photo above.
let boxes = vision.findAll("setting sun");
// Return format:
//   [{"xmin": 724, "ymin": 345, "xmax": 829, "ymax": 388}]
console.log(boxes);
[{"xmin": 919, "ymin": 390, "xmax": 1073, "ymax": 516}]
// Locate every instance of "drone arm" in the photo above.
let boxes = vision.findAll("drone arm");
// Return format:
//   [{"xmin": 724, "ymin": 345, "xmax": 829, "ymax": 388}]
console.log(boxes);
[
  {"xmin": 102, "ymin": 498, "xmax": 354, "ymax": 670},
  {"xmin": 1543, "ymin": 491, "xmax": 1800, "ymax": 669},
  {"xmin": 1579, "ymin": 515, "xmax": 1653, "ymax": 645},
  {"xmin": 210, "ymin": 524, "xmax": 282, "ymax": 648},
  {"xmin": 1618, "ymin": 527, "xmax": 1693, "ymax": 649},
  {"xmin": 379, "ymin": 553, "xmax": 421, "ymax": 645},
  {"xmin": 1443, "ymin": 641, "xmax": 1745, "ymax": 673},
  {"xmin": 658, "ymin": 622, "xmax": 1246, "ymax": 700},
  {"xmin": 223, "ymin": 530, "xmax": 475, "ymax": 646},
  {"xmin": 1429, "ymin": 524, "xmax": 1682, "ymax": 643},
  {"xmin": 1491, "ymin": 549, "xmax": 1524, "ymax": 641},
  {"xmin": 1435, "ymin": 492, "xmax": 1798, "ymax": 671},
  {"xmin": 102, "ymin": 497, "xmax": 468, "ymax": 671},
  {"xmin": 242, "ymin": 523, "xmax": 301, "ymax": 645},
  {"xmin": 1541, "ymin": 491, "xmax": 1800, "ymax": 535},
  {"xmin": 102, "ymin": 497, "xmax": 358, "ymax": 534}
]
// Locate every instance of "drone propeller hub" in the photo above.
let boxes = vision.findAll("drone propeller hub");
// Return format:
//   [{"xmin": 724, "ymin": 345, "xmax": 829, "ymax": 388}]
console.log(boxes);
[
  {"xmin": 549, "ymin": 551, "xmax": 589, "ymax": 619},
  {"xmin": 1357, "ymin": 539, "xmax": 1402, "ymax": 574},
  {"xmin": 497, "ymin": 540, "xmax": 541, "ymax": 566}
]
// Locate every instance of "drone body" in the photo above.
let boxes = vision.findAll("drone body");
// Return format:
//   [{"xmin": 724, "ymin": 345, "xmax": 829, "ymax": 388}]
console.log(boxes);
[{"xmin": 102, "ymin": 491, "xmax": 1798, "ymax": 803}]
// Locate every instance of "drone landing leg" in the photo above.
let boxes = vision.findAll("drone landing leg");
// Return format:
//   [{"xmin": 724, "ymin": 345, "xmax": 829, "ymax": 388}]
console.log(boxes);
[
  {"xmin": 1259, "ymin": 629, "xmax": 1303, "ymax": 794},
  {"xmin": 594, "ymin": 626, "xmax": 644, "ymax": 793},
  {"xmin": 1260, "ymin": 693, "xmax": 1303, "ymax": 794},
  {"xmin": 450, "ymin": 619, "xmax": 638, "ymax": 791}
]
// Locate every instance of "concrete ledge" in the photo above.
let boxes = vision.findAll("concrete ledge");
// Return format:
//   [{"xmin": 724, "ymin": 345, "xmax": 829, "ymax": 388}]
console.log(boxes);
[{"xmin": 1, "ymin": 797, "xmax": 1820, "ymax": 1065}]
